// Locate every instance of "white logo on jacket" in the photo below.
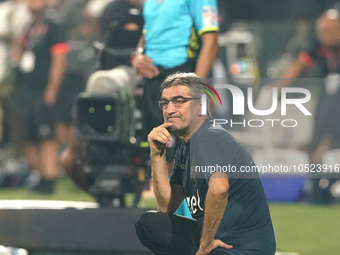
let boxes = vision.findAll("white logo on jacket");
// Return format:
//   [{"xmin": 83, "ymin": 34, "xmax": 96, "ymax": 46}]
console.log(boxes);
[{"xmin": 186, "ymin": 189, "xmax": 204, "ymax": 214}]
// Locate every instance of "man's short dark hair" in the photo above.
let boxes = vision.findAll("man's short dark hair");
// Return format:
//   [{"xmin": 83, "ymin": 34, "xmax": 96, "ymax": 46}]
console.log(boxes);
[{"xmin": 160, "ymin": 72, "xmax": 205, "ymax": 98}]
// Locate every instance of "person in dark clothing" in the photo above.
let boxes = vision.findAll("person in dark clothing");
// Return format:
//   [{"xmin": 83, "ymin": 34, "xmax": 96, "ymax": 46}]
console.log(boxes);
[
  {"xmin": 54, "ymin": 2, "xmax": 98, "ymax": 146},
  {"xmin": 277, "ymin": 8, "xmax": 340, "ymax": 164},
  {"xmin": 11, "ymin": 0, "xmax": 69, "ymax": 193},
  {"xmin": 131, "ymin": 0, "xmax": 219, "ymax": 215},
  {"xmin": 131, "ymin": 0, "xmax": 219, "ymax": 142},
  {"xmin": 58, "ymin": 0, "xmax": 144, "ymax": 206},
  {"xmin": 99, "ymin": 0, "xmax": 143, "ymax": 70},
  {"xmin": 135, "ymin": 72, "xmax": 276, "ymax": 255}
]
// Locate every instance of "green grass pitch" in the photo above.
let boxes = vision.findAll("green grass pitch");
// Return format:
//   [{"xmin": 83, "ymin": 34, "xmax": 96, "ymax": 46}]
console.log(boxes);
[{"xmin": 0, "ymin": 178, "xmax": 339, "ymax": 255}]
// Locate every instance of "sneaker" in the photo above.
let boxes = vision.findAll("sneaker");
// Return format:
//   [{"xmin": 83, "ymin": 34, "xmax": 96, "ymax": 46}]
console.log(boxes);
[
  {"xmin": 25, "ymin": 172, "xmax": 41, "ymax": 188},
  {"xmin": 30, "ymin": 178, "xmax": 55, "ymax": 194}
]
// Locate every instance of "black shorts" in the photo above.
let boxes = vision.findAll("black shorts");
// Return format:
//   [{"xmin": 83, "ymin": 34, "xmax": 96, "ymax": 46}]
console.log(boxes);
[
  {"xmin": 56, "ymin": 72, "xmax": 86, "ymax": 125},
  {"xmin": 13, "ymin": 89, "xmax": 56, "ymax": 144}
]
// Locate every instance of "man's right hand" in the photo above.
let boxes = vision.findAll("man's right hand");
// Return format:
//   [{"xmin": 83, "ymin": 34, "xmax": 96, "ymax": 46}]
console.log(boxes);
[
  {"xmin": 132, "ymin": 54, "xmax": 159, "ymax": 79},
  {"xmin": 148, "ymin": 123, "xmax": 173, "ymax": 156}
]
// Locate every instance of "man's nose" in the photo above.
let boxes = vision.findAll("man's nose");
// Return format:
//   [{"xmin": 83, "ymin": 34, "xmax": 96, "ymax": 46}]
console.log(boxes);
[{"xmin": 166, "ymin": 101, "xmax": 177, "ymax": 113}]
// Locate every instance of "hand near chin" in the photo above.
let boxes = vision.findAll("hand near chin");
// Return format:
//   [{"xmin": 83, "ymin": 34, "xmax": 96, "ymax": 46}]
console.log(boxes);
[{"xmin": 148, "ymin": 123, "xmax": 173, "ymax": 156}]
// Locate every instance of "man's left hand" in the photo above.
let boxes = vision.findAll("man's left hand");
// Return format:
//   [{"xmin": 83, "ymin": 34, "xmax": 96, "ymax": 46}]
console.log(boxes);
[{"xmin": 196, "ymin": 239, "xmax": 233, "ymax": 255}]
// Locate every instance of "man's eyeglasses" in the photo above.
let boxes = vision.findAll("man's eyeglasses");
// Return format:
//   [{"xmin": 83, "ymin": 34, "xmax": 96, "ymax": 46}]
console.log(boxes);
[{"xmin": 158, "ymin": 96, "xmax": 201, "ymax": 110}]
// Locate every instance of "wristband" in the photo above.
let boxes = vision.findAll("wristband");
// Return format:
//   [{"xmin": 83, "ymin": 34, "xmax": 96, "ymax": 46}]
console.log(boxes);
[{"xmin": 129, "ymin": 48, "xmax": 144, "ymax": 63}]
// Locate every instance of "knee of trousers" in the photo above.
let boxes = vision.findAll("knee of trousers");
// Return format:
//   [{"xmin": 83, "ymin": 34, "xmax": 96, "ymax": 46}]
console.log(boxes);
[{"xmin": 135, "ymin": 210, "xmax": 167, "ymax": 242}]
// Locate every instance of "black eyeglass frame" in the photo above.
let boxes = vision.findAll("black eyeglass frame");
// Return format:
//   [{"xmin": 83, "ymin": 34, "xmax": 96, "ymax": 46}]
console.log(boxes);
[{"xmin": 158, "ymin": 96, "xmax": 201, "ymax": 110}]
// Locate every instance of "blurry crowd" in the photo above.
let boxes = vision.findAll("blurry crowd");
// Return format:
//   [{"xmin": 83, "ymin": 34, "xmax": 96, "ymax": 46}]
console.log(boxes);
[{"xmin": 0, "ymin": 0, "xmax": 134, "ymax": 194}]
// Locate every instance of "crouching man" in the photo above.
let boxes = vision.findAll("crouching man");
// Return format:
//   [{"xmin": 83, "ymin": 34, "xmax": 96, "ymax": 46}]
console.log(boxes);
[{"xmin": 135, "ymin": 72, "xmax": 276, "ymax": 255}]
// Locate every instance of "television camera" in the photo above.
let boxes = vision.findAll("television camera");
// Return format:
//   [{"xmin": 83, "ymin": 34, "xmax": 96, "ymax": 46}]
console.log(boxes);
[{"xmin": 73, "ymin": 67, "xmax": 148, "ymax": 207}]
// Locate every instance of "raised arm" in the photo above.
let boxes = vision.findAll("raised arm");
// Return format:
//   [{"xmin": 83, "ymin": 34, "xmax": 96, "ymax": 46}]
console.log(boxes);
[{"xmin": 148, "ymin": 123, "xmax": 184, "ymax": 212}]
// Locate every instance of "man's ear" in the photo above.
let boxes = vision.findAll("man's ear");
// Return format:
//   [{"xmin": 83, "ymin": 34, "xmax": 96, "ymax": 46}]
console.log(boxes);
[{"xmin": 198, "ymin": 98, "xmax": 202, "ymax": 116}]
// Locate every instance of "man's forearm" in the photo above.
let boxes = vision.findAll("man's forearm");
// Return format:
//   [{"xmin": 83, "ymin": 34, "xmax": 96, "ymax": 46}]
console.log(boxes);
[
  {"xmin": 281, "ymin": 58, "xmax": 306, "ymax": 79},
  {"xmin": 150, "ymin": 154, "xmax": 173, "ymax": 212},
  {"xmin": 11, "ymin": 36, "xmax": 24, "ymax": 65},
  {"xmin": 199, "ymin": 189, "xmax": 228, "ymax": 249},
  {"xmin": 195, "ymin": 33, "xmax": 218, "ymax": 78},
  {"xmin": 276, "ymin": 58, "xmax": 307, "ymax": 89},
  {"xmin": 135, "ymin": 34, "xmax": 145, "ymax": 54},
  {"xmin": 47, "ymin": 53, "xmax": 67, "ymax": 92}
]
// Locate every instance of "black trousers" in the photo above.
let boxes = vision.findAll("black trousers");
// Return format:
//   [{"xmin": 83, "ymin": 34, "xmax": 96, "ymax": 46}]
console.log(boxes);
[{"xmin": 135, "ymin": 211, "xmax": 231, "ymax": 255}]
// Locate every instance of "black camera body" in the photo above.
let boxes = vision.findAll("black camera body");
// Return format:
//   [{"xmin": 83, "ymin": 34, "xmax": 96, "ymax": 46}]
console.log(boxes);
[{"xmin": 74, "ymin": 92, "xmax": 147, "ymax": 207}]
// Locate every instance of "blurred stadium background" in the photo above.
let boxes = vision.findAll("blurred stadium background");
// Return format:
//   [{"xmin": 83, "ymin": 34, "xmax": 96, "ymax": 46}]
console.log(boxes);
[{"xmin": 0, "ymin": 0, "xmax": 340, "ymax": 255}]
